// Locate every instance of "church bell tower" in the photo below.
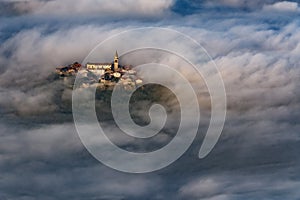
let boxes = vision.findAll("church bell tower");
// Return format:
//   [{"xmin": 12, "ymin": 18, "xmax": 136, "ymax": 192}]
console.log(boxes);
[{"xmin": 114, "ymin": 51, "xmax": 118, "ymax": 71}]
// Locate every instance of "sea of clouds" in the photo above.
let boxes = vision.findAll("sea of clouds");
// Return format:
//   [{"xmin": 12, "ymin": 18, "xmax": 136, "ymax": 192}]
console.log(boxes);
[{"xmin": 0, "ymin": 0, "xmax": 300, "ymax": 199}]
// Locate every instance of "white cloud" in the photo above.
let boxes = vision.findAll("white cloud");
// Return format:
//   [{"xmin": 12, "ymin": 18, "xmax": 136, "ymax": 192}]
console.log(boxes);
[
  {"xmin": 179, "ymin": 174, "xmax": 300, "ymax": 199},
  {"xmin": 0, "ymin": 123, "xmax": 162, "ymax": 198},
  {"xmin": 13, "ymin": 0, "xmax": 174, "ymax": 17},
  {"xmin": 179, "ymin": 178, "xmax": 224, "ymax": 198},
  {"xmin": 263, "ymin": 1, "xmax": 299, "ymax": 12}
]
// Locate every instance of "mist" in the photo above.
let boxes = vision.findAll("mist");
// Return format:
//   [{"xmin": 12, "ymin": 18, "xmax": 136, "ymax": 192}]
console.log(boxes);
[{"xmin": 0, "ymin": 0, "xmax": 299, "ymax": 199}]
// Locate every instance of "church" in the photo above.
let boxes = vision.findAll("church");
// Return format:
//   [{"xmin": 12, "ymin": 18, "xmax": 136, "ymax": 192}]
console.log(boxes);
[
  {"xmin": 55, "ymin": 50, "xmax": 142, "ymax": 89},
  {"xmin": 86, "ymin": 51, "xmax": 119, "ymax": 74}
]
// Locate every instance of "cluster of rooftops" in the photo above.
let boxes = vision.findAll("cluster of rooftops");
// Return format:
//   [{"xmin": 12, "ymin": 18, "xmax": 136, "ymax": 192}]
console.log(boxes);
[{"xmin": 55, "ymin": 51, "xmax": 143, "ymax": 90}]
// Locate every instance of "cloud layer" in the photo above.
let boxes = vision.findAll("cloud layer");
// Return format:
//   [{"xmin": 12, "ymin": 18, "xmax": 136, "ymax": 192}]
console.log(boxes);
[
  {"xmin": 8, "ymin": 0, "xmax": 174, "ymax": 18},
  {"xmin": 0, "ymin": 0, "xmax": 299, "ymax": 199}
]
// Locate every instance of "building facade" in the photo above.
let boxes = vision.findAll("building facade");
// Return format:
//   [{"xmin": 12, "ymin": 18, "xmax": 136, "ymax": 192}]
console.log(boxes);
[{"xmin": 86, "ymin": 51, "xmax": 119, "ymax": 74}]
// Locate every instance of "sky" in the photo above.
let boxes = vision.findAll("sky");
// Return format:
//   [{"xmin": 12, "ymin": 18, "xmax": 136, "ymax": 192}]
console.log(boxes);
[{"xmin": 0, "ymin": 0, "xmax": 300, "ymax": 199}]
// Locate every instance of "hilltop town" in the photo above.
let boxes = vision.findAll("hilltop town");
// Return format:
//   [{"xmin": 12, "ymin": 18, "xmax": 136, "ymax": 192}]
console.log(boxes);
[{"xmin": 56, "ymin": 51, "xmax": 143, "ymax": 90}]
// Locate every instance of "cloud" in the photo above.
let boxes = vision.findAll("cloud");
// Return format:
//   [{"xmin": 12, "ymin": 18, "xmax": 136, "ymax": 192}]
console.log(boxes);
[
  {"xmin": 0, "ymin": 1, "xmax": 300, "ymax": 199},
  {"xmin": 0, "ymin": 123, "xmax": 163, "ymax": 199},
  {"xmin": 263, "ymin": 1, "xmax": 299, "ymax": 12},
  {"xmin": 11, "ymin": 0, "xmax": 174, "ymax": 17},
  {"xmin": 179, "ymin": 173, "xmax": 300, "ymax": 199},
  {"xmin": 0, "ymin": 25, "xmax": 129, "ymax": 117}
]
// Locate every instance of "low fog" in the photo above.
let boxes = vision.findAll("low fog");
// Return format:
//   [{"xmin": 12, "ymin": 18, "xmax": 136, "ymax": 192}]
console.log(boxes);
[{"xmin": 0, "ymin": 0, "xmax": 299, "ymax": 199}]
